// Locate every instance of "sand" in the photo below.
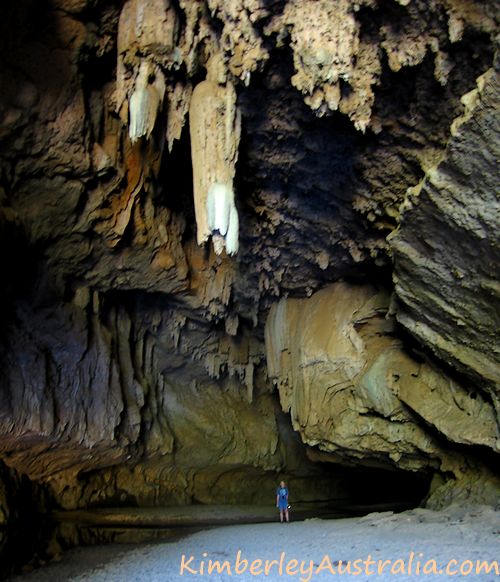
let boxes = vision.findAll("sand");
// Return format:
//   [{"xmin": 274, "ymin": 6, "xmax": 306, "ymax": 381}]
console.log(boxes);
[{"xmin": 9, "ymin": 505, "xmax": 499, "ymax": 581}]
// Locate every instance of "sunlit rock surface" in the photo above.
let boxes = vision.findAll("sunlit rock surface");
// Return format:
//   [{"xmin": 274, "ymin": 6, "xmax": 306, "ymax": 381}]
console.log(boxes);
[{"xmin": 265, "ymin": 283, "xmax": 500, "ymax": 506}]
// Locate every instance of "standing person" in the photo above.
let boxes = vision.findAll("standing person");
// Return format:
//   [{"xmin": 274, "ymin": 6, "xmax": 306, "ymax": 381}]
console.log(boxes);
[{"xmin": 276, "ymin": 480, "xmax": 290, "ymax": 523}]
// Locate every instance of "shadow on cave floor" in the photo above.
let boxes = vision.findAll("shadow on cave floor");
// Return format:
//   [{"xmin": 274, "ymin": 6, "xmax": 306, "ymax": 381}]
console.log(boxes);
[
  {"xmin": 3, "ymin": 466, "xmax": 431, "ymax": 576},
  {"xmin": 48, "ymin": 498, "xmax": 422, "ymax": 549},
  {"xmin": 4, "ymin": 500, "xmax": 422, "ymax": 576},
  {"xmin": 48, "ymin": 462, "xmax": 431, "ymax": 542}
]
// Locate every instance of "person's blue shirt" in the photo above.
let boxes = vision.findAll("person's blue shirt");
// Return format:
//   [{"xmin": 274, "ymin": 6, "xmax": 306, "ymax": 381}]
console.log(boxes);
[{"xmin": 276, "ymin": 486, "xmax": 288, "ymax": 510}]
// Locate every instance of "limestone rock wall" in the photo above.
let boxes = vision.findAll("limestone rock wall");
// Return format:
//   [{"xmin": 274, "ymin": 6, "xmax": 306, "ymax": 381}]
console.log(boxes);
[
  {"xmin": 265, "ymin": 282, "xmax": 500, "ymax": 505},
  {"xmin": 390, "ymin": 67, "xmax": 500, "ymax": 414},
  {"xmin": 0, "ymin": 282, "xmax": 324, "ymax": 509}
]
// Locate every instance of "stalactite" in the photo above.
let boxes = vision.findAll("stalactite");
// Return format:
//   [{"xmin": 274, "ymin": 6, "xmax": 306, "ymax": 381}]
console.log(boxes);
[
  {"xmin": 284, "ymin": 0, "xmax": 378, "ymax": 128},
  {"xmin": 189, "ymin": 77, "xmax": 241, "ymax": 255},
  {"xmin": 206, "ymin": 183, "xmax": 239, "ymax": 255},
  {"xmin": 128, "ymin": 61, "xmax": 165, "ymax": 142},
  {"xmin": 117, "ymin": 0, "xmax": 177, "ymax": 139}
]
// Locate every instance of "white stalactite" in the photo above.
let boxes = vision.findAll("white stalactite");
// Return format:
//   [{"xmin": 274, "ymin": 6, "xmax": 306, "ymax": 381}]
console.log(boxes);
[
  {"xmin": 117, "ymin": 0, "xmax": 175, "ymax": 138},
  {"xmin": 226, "ymin": 203, "xmax": 239, "ymax": 256},
  {"xmin": 129, "ymin": 62, "xmax": 165, "ymax": 142},
  {"xmin": 189, "ymin": 78, "xmax": 241, "ymax": 256},
  {"xmin": 206, "ymin": 183, "xmax": 239, "ymax": 256}
]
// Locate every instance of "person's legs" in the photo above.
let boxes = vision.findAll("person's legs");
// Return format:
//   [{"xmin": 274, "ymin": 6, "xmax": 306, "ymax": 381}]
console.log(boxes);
[
  {"xmin": 279, "ymin": 509, "xmax": 284, "ymax": 522},
  {"xmin": 285, "ymin": 508, "xmax": 289, "ymax": 522}
]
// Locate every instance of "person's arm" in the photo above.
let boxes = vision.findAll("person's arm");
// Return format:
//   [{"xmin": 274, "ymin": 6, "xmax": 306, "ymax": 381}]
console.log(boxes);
[{"xmin": 276, "ymin": 490, "xmax": 279, "ymax": 507}]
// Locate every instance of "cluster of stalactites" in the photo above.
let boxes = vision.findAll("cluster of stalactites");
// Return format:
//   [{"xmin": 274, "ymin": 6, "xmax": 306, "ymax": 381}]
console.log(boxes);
[
  {"xmin": 116, "ymin": 0, "xmax": 242, "ymax": 256},
  {"xmin": 115, "ymin": 0, "xmax": 487, "ymax": 255}
]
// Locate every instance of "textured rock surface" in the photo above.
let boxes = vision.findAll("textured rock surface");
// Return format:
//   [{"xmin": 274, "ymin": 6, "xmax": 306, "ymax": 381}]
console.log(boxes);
[
  {"xmin": 265, "ymin": 282, "xmax": 500, "ymax": 505},
  {"xmin": 0, "ymin": 0, "xmax": 498, "ymax": 573},
  {"xmin": 390, "ymin": 67, "xmax": 500, "ymax": 413},
  {"xmin": 0, "ymin": 285, "xmax": 314, "ymax": 506}
]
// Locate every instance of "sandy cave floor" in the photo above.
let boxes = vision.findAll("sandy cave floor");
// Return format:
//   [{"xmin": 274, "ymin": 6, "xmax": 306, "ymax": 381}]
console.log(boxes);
[{"xmin": 9, "ymin": 506, "xmax": 500, "ymax": 582}]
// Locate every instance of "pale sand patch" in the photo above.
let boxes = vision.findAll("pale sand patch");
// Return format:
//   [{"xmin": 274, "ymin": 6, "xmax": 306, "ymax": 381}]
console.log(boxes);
[{"xmin": 9, "ymin": 505, "xmax": 499, "ymax": 581}]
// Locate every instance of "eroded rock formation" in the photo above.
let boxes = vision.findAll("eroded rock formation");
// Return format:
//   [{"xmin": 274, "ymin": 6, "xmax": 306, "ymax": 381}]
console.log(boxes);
[
  {"xmin": 0, "ymin": 0, "xmax": 498, "ymax": 574},
  {"xmin": 265, "ymin": 283, "xmax": 500, "ymax": 507}
]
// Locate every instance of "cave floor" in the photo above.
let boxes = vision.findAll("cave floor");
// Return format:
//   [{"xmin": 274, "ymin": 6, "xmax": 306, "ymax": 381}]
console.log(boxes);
[{"xmin": 9, "ymin": 505, "xmax": 499, "ymax": 581}]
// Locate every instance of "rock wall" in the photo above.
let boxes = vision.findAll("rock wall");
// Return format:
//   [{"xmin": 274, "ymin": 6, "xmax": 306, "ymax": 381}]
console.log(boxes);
[
  {"xmin": 390, "ymin": 66, "xmax": 500, "ymax": 413},
  {"xmin": 0, "ymin": 0, "xmax": 499, "ymax": 571},
  {"xmin": 0, "ymin": 461, "xmax": 50, "ymax": 578},
  {"xmin": 265, "ymin": 282, "xmax": 500, "ymax": 506},
  {"xmin": 0, "ymin": 282, "xmax": 325, "ymax": 508}
]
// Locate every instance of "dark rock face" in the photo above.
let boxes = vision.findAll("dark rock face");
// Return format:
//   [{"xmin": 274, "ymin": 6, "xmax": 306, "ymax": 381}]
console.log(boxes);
[
  {"xmin": 0, "ymin": 0, "xmax": 499, "ymax": 573},
  {"xmin": 0, "ymin": 461, "xmax": 50, "ymax": 578},
  {"xmin": 391, "ymin": 68, "xmax": 500, "ymax": 411}
]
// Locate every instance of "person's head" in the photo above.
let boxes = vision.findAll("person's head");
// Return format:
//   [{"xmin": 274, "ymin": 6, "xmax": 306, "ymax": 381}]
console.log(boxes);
[{"xmin": 280, "ymin": 480, "xmax": 286, "ymax": 488}]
